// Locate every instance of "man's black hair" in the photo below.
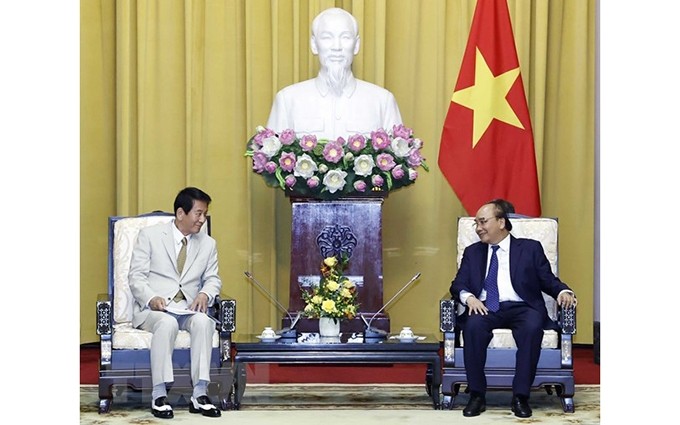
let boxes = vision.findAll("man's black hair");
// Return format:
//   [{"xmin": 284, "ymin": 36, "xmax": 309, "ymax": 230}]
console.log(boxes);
[{"xmin": 174, "ymin": 187, "xmax": 212, "ymax": 215}]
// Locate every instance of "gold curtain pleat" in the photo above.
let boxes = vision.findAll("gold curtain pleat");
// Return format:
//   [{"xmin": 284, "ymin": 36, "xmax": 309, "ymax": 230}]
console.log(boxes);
[{"xmin": 81, "ymin": 0, "xmax": 595, "ymax": 344}]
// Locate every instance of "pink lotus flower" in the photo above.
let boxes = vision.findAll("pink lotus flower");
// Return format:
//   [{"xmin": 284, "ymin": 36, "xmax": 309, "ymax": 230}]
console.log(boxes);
[
  {"xmin": 407, "ymin": 149, "xmax": 423, "ymax": 167},
  {"xmin": 279, "ymin": 152, "xmax": 297, "ymax": 172},
  {"xmin": 307, "ymin": 176, "xmax": 320, "ymax": 188},
  {"xmin": 253, "ymin": 128, "xmax": 276, "ymax": 146},
  {"xmin": 392, "ymin": 124, "xmax": 413, "ymax": 139},
  {"xmin": 353, "ymin": 180, "xmax": 367, "ymax": 192},
  {"xmin": 371, "ymin": 129, "xmax": 390, "ymax": 150},
  {"xmin": 300, "ymin": 135, "xmax": 318, "ymax": 152},
  {"xmin": 323, "ymin": 142, "xmax": 344, "ymax": 163},
  {"xmin": 376, "ymin": 153, "xmax": 396, "ymax": 171},
  {"xmin": 285, "ymin": 175, "xmax": 297, "ymax": 187},
  {"xmin": 391, "ymin": 164, "xmax": 405, "ymax": 179},
  {"xmin": 371, "ymin": 175, "xmax": 384, "ymax": 187},
  {"xmin": 347, "ymin": 134, "xmax": 367, "ymax": 152},
  {"xmin": 252, "ymin": 151, "xmax": 268, "ymax": 173},
  {"xmin": 279, "ymin": 129, "xmax": 297, "ymax": 145},
  {"xmin": 264, "ymin": 161, "xmax": 277, "ymax": 173}
]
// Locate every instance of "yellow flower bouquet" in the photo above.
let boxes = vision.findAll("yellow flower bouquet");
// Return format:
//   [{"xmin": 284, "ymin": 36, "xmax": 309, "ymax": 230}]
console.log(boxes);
[{"xmin": 301, "ymin": 256, "xmax": 359, "ymax": 321}]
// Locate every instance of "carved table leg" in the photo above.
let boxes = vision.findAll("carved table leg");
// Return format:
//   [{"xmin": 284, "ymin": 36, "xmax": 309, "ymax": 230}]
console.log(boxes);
[{"xmin": 232, "ymin": 362, "xmax": 247, "ymax": 410}]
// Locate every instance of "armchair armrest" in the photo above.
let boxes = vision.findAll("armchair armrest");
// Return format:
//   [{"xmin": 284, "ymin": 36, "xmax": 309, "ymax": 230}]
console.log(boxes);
[
  {"xmin": 213, "ymin": 296, "xmax": 236, "ymax": 364},
  {"xmin": 439, "ymin": 298, "xmax": 457, "ymax": 332},
  {"xmin": 214, "ymin": 296, "xmax": 236, "ymax": 333},
  {"xmin": 557, "ymin": 303, "xmax": 576, "ymax": 367},
  {"xmin": 96, "ymin": 293, "xmax": 113, "ymax": 366},
  {"xmin": 558, "ymin": 303, "xmax": 576, "ymax": 335},
  {"xmin": 96, "ymin": 293, "xmax": 112, "ymax": 336},
  {"xmin": 440, "ymin": 298, "xmax": 458, "ymax": 367}
]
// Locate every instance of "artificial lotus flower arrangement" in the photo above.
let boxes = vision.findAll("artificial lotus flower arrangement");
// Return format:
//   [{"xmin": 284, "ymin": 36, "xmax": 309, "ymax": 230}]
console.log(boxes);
[
  {"xmin": 245, "ymin": 124, "xmax": 428, "ymax": 199},
  {"xmin": 301, "ymin": 256, "xmax": 359, "ymax": 321}
]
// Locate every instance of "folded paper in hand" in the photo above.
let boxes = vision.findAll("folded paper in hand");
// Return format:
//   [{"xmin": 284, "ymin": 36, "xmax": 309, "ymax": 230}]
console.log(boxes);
[{"xmin": 165, "ymin": 306, "xmax": 219, "ymax": 323}]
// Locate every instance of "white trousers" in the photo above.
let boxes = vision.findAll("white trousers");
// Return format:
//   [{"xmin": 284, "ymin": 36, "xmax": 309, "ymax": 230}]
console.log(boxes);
[{"xmin": 139, "ymin": 310, "xmax": 214, "ymax": 387}]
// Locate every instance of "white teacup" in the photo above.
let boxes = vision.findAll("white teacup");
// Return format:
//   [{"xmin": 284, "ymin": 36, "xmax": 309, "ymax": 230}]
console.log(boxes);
[
  {"xmin": 261, "ymin": 327, "xmax": 276, "ymax": 338},
  {"xmin": 399, "ymin": 327, "xmax": 414, "ymax": 339}
]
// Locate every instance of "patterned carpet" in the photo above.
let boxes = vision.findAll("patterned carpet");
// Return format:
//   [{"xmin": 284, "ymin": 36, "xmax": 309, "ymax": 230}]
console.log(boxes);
[{"xmin": 80, "ymin": 384, "xmax": 600, "ymax": 424}]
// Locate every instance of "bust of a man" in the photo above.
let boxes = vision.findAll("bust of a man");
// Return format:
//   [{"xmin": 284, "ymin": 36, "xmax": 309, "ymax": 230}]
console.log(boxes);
[{"xmin": 266, "ymin": 7, "xmax": 403, "ymax": 140}]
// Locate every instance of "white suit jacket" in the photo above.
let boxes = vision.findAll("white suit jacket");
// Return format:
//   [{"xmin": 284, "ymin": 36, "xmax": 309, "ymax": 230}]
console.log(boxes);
[
  {"xmin": 128, "ymin": 221, "xmax": 222, "ymax": 328},
  {"xmin": 266, "ymin": 75, "xmax": 403, "ymax": 140}
]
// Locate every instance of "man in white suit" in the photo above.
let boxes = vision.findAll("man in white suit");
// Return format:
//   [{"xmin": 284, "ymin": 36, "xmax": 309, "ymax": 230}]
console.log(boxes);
[
  {"xmin": 129, "ymin": 187, "xmax": 222, "ymax": 418},
  {"xmin": 266, "ymin": 7, "xmax": 403, "ymax": 140}
]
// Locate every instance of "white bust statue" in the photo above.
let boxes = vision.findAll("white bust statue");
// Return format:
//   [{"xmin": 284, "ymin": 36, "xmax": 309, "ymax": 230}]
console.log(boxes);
[{"xmin": 266, "ymin": 7, "xmax": 403, "ymax": 140}]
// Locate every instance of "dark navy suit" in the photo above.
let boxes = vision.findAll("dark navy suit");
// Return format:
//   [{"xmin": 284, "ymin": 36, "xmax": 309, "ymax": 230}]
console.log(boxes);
[{"xmin": 449, "ymin": 235, "xmax": 571, "ymax": 397}]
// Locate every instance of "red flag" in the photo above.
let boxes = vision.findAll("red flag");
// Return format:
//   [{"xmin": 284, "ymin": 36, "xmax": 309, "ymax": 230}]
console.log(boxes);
[{"xmin": 438, "ymin": 0, "xmax": 541, "ymax": 216}]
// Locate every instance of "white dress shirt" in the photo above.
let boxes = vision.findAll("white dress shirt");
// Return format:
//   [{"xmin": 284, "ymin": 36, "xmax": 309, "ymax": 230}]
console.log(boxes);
[{"xmin": 460, "ymin": 234, "xmax": 522, "ymax": 306}]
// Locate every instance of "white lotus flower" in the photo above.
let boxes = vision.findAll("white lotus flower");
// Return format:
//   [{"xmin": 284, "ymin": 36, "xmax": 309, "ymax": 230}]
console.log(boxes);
[
  {"xmin": 261, "ymin": 135, "xmax": 282, "ymax": 158},
  {"xmin": 293, "ymin": 154, "xmax": 318, "ymax": 179},
  {"xmin": 390, "ymin": 136, "xmax": 411, "ymax": 158},
  {"xmin": 353, "ymin": 154, "xmax": 375, "ymax": 177},
  {"xmin": 323, "ymin": 169, "xmax": 348, "ymax": 193}
]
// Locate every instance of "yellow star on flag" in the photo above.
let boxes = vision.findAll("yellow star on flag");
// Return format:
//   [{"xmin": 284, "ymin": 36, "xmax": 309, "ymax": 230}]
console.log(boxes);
[{"xmin": 451, "ymin": 48, "xmax": 524, "ymax": 147}]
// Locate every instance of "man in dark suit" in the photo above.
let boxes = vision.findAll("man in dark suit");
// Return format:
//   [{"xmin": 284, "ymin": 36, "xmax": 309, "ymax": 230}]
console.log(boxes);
[
  {"xmin": 129, "ymin": 187, "xmax": 222, "ymax": 419},
  {"xmin": 449, "ymin": 199, "xmax": 576, "ymax": 418}
]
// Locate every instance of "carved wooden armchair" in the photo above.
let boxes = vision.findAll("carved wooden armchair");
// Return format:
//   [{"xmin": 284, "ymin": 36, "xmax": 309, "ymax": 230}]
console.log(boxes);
[
  {"xmin": 439, "ymin": 216, "xmax": 577, "ymax": 412},
  {"xmin": 96, "ymin": 211, "xmax": 237, "ymax": 413}
]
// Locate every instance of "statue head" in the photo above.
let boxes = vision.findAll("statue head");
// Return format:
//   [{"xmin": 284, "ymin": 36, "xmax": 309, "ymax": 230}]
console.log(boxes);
[{"xmin": 310, "ymin": 8, "xmax": 360, "ymax": 96}]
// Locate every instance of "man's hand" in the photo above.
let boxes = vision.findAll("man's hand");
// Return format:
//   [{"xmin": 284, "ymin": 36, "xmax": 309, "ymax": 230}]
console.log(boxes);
[
  {"xmin": 466, "ymin": 296, "xmax": 490, "ymax": 315},
  {"xmin": 149, "ymin": 296, "xmax": 167, "ymax": 311},
  {"xmin": 190, "ymin": 292, "xmax": 209, "ymax": 313},
  {"xmin": 557, "ymin": 291, "xmax": 577, "ymax": 309}
]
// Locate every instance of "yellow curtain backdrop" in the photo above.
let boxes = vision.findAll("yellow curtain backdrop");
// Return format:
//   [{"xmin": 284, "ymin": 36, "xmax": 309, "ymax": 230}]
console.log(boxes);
[{"xmin": 81, "ymin": 0, "xmax": 595, "ymax": 345}]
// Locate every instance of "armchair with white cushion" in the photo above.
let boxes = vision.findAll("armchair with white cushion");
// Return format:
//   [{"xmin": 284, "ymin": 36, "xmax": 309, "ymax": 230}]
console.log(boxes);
[
  {"xmin": 439, "ymin": 216, "xmax": 576, "ymax": 412},
  {"xmin": 96, "ymin": 211, "xmax": 237, "ymax": 413}
]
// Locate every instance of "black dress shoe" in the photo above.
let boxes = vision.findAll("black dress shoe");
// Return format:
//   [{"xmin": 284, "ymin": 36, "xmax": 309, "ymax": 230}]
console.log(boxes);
[
  {"xmin": 190, "ymin": 395, "xmax": 222, "ymax": 417},
  {"xmin": 511, "ymin": 395, "xmax": 533, "ymax": 418},
  {"xmin": 151, "ymin": 396, "xmax": 174, "ymax": 419},
  {"xmin": 463, "ymin": 394, "xmax": 486, "ymax": 417}
]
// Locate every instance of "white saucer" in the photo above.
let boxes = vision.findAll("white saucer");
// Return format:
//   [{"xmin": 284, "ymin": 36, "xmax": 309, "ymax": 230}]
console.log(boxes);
[
  {"xmin": 397, "ymin": 336, "xmax": 418, "ymax": 343},
  {"xmin": 256, "ymin": 335, "xmax": 281, "ymax": 342}
]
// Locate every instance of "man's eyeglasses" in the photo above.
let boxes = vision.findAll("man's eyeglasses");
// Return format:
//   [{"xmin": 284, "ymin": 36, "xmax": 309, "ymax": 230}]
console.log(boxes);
[{"xmin": 473, "ymin": 216, "xmax": 498, "ymax": 227}]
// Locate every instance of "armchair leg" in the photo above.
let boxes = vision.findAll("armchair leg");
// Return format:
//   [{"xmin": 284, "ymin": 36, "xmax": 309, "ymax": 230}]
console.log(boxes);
[
  {"xmin": 441, "ymin": 395, "xmax": 454, "ymax": 410},
  {"xmin": 555, "ymin": 385, "xmax": 575, "ymax": 413},
  {"xmin": 560, "ymin": 396, "xmax": 575, "ymax": 413},
  {"xmin": 232, "ymin": 363, "xmax": 247, "ymax": 410},
  {"xmin": 98, "ymin": 398, "xmax": 112, "ymax": 414}
]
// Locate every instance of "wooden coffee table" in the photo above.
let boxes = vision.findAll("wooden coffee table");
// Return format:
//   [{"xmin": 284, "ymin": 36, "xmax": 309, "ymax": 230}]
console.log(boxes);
[{"xmin": 232, "ymin": 333, "xmax": 442, "ymax": 409}]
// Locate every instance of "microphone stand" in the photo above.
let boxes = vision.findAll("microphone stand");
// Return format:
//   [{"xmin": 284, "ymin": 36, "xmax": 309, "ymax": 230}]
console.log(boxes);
[
  {"xmin": 244, "ymin": 271, "xmax": 301, "ymax": 339},
  {"xmin": 360, "ymin": 272, "xmax": 421, "ymax": 343}
]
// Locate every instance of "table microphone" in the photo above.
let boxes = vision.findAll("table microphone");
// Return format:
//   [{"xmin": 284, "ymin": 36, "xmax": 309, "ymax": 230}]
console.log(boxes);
[
  {"xmin": 244, "ymin": 271, "xmax": 301, "ymax": 338},
  {"xmin": 361, "ymin": 272, "xmax": 421, "ymax": 342}
]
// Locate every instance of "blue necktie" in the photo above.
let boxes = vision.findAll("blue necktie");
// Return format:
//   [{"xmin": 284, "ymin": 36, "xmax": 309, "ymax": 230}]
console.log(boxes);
[{"xmin": 484, "ymin": 245, "xmax": 500, "ymax": 312}]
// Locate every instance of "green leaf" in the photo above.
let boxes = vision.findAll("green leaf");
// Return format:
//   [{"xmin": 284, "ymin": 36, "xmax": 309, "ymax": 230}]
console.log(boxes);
[
  {"xmin": 274, "ymin": 168, "xmax": 286, "ymax": 189},
  {"xmin": 384, "ymin": 172, "xmax": 393, "ymax": 191}
]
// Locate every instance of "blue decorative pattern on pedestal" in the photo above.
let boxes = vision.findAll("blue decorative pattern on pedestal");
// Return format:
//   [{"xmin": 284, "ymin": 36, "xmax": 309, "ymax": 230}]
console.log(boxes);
[{"xmin": 316, "ymin": 224, "xmax": 357, "ymax": 260}]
